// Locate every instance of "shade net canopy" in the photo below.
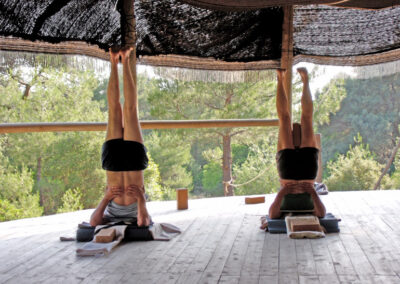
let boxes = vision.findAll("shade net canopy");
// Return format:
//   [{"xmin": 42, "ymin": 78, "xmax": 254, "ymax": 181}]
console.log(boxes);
[{"xmin": 0, "ymin": 0, "xmax": 399, "ymax": 70}]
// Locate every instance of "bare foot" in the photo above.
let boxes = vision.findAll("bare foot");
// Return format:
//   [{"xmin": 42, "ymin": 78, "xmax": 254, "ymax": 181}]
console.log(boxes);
[
  {"xmin": 260, "ymin": 216, "xmax": 268, "ymax": 230},
  {"xmin": 120, "ymin": 47, "xmax": 133, "ymax": 62},
  {"xmin": 276, "ymin": 68, "xmax": 286, "ymax": 80},
  {"xmin": 109, "ymin": 49, "xmax": 120, "ymax": 65},
  {"xmin": 297, "ymin": 67, "xmax": 309, "ymax": 82},
  {"xmin": 137, "ymin": 203, "xmax": 150, "ymax": 227}
]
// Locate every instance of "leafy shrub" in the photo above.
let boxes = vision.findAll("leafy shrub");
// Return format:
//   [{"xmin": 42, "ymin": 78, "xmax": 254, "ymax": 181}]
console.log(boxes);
[
  {"xmin": 234, "ymin": 141, "xmax": 279, "ymax": 195},
  {"xmin": 325, "ymin": 135, "xmax": 393, "ymax": 191},
  {"xmin": 202, "ymin": 161, "xmax": 223, "ymax": 196},
  {"xmin": 35, "ymin": 178, "xmax": 65, "ymax": 214},
  {"xmin": 57, "ymin": 188, "xmax": 84, "ymax": 213},
  {"xmin": 0, "ymin": 167, "xmax": 43, "ymax": 221}
]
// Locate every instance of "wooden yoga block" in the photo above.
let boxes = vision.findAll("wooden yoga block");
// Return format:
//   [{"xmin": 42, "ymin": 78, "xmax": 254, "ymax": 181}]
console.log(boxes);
[
  {"xmin": 95, "ymin": 228, "xmax": 116, "ymax": 243},
  {"xmin": 290, "ymin": 217, "xmax": 321, "ymax": 232},
  {"xmin": 176, "ymin": 188, "xmax": 188, "ymax": 210},
  {"xmin": 245, "ymin": 196, "xmax": 265, "ymax": 204}
]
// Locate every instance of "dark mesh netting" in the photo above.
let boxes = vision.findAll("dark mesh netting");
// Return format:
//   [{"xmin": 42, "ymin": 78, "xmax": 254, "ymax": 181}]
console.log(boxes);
[
  {"xmin": 294, "ymin": 5, "xmax": 400, "ymax": 57},
  {"xmin": 0, "ymin": 0, "xmax": 121, "ymax": 50},
  {"xmin": 136, "ymin": 1, "xmax": 283, "ymax": 62},
  {"xmin": 0, "ymin": 0, "xmax": 399, "ymax": 67}
]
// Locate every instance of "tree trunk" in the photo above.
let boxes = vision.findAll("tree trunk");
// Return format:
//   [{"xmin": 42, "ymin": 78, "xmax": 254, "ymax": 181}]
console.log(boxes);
[
  {"xmin": 22, "ymin": 84, "xmax": 31, "ymax": 100},
  {"xmin": 222, "ymin": 134, "xmax": 234, "ymax": 196},
  {"xmin": 374, "ymin": 138, "xmax": 400, "ymax": 190},
  {"xmin": 37, "ymin": 156, "xmax": 44, "ymax": 206}
]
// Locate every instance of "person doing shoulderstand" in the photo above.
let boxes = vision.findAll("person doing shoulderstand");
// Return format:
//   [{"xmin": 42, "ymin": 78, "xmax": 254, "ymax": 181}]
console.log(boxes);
[
  {"xmin": 268, "ymin": 68, "xmax": 326, "ymax": 220},
  {"xmin": 90, "ymin": 49, "xmax": 150, "ymax": 227}
]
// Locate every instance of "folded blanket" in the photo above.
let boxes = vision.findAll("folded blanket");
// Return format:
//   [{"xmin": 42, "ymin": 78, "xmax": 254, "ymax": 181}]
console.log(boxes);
[
  {"xmin": 74, "ymin": 221, "xmax": 181, "ymax": 256},
  {"xmin": 76, "ymin": 224, "xmax": 127, "ymax": 256},
  {"xmin": 285, "ymin": 215, "xmax": 325, "ymax": 239},
  {"xmin": 150, "ymin": 223, "xmax": 181, "ymax": 241}
]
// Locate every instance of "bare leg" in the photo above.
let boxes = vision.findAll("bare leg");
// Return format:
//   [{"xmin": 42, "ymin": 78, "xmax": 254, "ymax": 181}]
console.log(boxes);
[
  {"xmin": 106, "ymin": 50, "xmax": 124, "ymax": 192},
  {"xmin": 120, "ymin": 48, "xmax": 143, "ymax": 143},
  {"xmin": 298, "ymin": 68, "xmax": 317, "ymax": 148},
  {"xmin": 120, "ymin": 48, "xmax": 149, "ymax": 227},
  {"xmin": 276, "ymin": 69, "xmax": 294, "ymax": 151}
]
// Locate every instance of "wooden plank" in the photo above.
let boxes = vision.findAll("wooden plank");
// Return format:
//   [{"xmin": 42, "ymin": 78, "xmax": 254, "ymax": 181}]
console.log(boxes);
[
  {"xmin": 310, "ymin": 237, "xmax": 336, "ymax": 276},
  {"xmin": 356, "ymin": 215, "xmax": 400, "ymax": 275},
  {"xmin": 295, "ymin": 239, "xmax": 317, "ymax": 276},
  {"xmin": 119, "ymin": 272, "xmax": 180, "ymax": 284},
  {"xmin": 278, "ymin": 273, "xmax": 299, "ymax": 284},
  {"xmin": 318, "ymin": 275, "xmax": 340, "ymax": 284},
  {"xmin": 339, "ymin": 232, "xmax": 375, "ymax": 276},
  {"xmin": 240, "ymin": 217, "xmax": 265, "ymax": 278},
  {"xmin": 221, "ymin": 215, "xmax": 256, "ymax": 276},
  {"xmin": 1, "ymin": 192, "xmax": 400, "ymax": 283},
  {"xmin": 339, "ymin": 193, "xmax": 397, "ymax": 276},
  {"xmin": 299, "ymin": 275, "xmax": 319, "ymax": 284},
  {"xmin": 259, "ymin": 233, "xmax": 279, "ymax": 276},
  {"xmin": 168, "ymin": 217, "xmax": 221, "ymax": 274},
  {"xmin": 149, "ymin": 216, "xmax": 211, "ymax": 274},
  {"xmin": 326, "ymin": 233, "xmax": 357, "ymax": 275},
  {"xmin": 238, "ymin": 275, "xmax": 259, "ymax": 284},
  {"xmin": 359, "ymin": 275, "xmax": 400, "ymax": 284},
  {"xmin": 219, "ymin": 275, "xmax": 240, "ymax": 283},
  {"xmin": 177, "ymin": 214, "xmax": 233, "ymax": 280},
  {"xmin": 259, "ymin": 275, "xmax": 278, "ymax": 284},
  {"xmin": 126, "ymin": 219, "xmax": 196, "ymax": 275},
  {"xmin": 278, "ymin": 234, "xmax": 297, "ymax": 275},
  {"xmin": 197, "ymin": 214, "xmax": 245, "ymax": 282},
  {"xmin": 0, "ymin": 232, "xmax": 72, "ymax": 275}
]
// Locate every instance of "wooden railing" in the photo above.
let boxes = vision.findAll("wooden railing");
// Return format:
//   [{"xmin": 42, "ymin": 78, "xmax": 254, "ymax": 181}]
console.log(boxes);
[{"xmin": 0, "ymin": 119, "xmax": 279, "ymax": 133}]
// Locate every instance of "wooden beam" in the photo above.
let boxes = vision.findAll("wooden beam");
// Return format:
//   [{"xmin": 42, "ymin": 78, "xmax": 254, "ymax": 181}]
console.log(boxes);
[
  {"xmin": 280, "ymin": 6, "xmax": 294, "ymax": 116},
  {"xmin": 0, "ymin": 119, "xmax": 279, "ymax": 133}
]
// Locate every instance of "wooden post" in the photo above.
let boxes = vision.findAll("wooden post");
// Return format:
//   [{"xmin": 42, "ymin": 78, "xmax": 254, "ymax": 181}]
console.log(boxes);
[
  {"xmin": 315, "ymin": 133, "xmax": 323, "ymax": 183},
  {"xmin": 176, "ymin": 188, "xmax": 188, "ymax": 210},
  {"xmin": 280, "ymin": 6, "xmax": 294, "ymax": 116}
]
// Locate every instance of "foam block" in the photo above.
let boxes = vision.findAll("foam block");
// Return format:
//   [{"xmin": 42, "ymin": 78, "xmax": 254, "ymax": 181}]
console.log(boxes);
[
  {"xmin": 95, "ymin": 228, "xmax": 116, "ymax": 243},
  {"xmin": 289, "ymin": 217, "xmax": 321, "ymax": 232},
  {"xmin": 245, "ymin": 196, "xmax": 265, "ymax": 204}
]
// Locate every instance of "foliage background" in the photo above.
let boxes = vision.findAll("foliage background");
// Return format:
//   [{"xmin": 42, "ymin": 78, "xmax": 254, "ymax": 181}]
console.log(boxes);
[{"xmin": 1, "ymin": 54, "xmax": 399, "ymax": 221}]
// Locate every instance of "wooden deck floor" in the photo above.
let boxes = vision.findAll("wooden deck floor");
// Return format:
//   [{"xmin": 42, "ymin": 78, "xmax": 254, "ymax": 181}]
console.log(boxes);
[{"xmin": 1, "ymin": 190, "xmax": 400, "ymax": 284}]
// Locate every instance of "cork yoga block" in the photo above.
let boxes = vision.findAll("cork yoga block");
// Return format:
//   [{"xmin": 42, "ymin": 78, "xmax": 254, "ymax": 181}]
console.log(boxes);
[
  {"xmin": 95, "ymin": 228, "xmax": 116, "ymax": 243},
  {"xmin": 176, "ymin": 188, "xmax": 188, "ymax": 210},
  {"xmin": 290, "ymin": 217, "xmax": 321, "ymax": 232},
  {"xmin": 245, "ymin": 196, "xmax": 265, "ymax": 204}
]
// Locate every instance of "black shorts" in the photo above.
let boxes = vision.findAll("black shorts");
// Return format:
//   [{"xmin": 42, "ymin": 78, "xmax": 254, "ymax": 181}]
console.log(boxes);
[
  {"xmin": 101, "ymin": 139, "xmax": 149, "ymax": 171},
  {"xmin": 276, "ymin": 147, "xmax": 319, "ymax": 180}
]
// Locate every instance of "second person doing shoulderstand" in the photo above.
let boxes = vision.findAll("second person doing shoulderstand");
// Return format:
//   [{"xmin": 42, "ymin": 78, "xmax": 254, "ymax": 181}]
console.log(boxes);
[{"xmin": 268, "ymin": 68, "xmax": 326, "ymax": 220}]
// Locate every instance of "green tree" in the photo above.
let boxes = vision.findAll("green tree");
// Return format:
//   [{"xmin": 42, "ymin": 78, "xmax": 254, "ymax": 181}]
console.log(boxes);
[
  {"xmin": 325, "ymin": 135, "xmax": 394, "ymax": 191},
  {"xmin": 0, "ymin": 165, "xmax": 43, "ymax": 221},
  {"xmin": 57, "ymin": 188, "xmax": 84, "ymax": 213},
  {"xmin": 233, "ymin": 138, "xmax": 280, "ymax": 195},
  {"xmin": 145, "ymin": 132, "xmax": 193, "ymax": 192},
  {"xmin": 202, "ymin": 161, "xmax": 223, "ymax": 196},
  {"xmin": 317, "ymin": 73, "xmax": 400, "ymax": 166},
  {"xmin": 147, "ymin": 72, "xmax": 277, "ymax": 196}
]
